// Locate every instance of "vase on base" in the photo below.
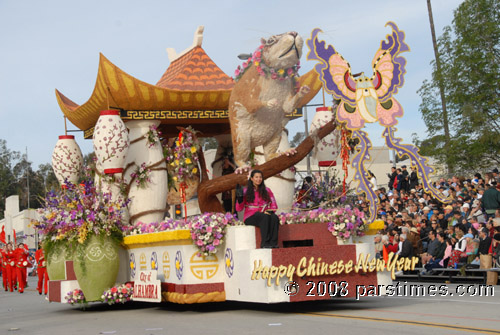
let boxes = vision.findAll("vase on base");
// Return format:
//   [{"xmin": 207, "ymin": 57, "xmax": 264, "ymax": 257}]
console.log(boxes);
[{"xmin": 73, "ymin": 235, "xmax": 120, "ymax": 302}]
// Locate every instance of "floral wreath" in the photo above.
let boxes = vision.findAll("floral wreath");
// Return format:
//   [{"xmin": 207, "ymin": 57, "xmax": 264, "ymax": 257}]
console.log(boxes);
[{"xmin": 234, "ymin": 45, "xmax": 301, "ymax": 91}]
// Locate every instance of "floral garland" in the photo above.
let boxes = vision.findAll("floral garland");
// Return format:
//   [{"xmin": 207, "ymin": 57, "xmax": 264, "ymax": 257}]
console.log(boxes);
[
  {"xmin": 130, "ymin": 163, "xmax": 152, "ymax": 188},
  {"xmin": 146, "ymin": 124, "xmax": 161, "ymax": 148},
  {"xmin": 126, "ymin": 212, "xmax": 242, "ymax": 257},
  {"xmin": 164, "ymin": 127, "xmax": 200, "ymax": 185},
  {"xmin": 234, "ymin": 45, "xmax": 301, "ymax": 90},
  {"xmin": 101, "ymin": 283, "xmax": 133, "ymax": 305},
  {"xmin": 277, "ymin": 206, "xmax": 367, "ymax": 241}
]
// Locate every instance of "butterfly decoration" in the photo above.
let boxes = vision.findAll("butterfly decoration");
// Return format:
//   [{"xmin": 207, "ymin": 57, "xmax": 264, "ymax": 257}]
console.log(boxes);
[{"xmin": 307, "ymin": 22, "xmax": 450, "ymax": 223}]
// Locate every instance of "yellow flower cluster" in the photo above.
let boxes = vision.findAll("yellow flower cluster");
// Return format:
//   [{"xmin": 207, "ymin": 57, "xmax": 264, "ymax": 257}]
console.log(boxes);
[{"xmin": 78, "ymin": 223, "xmax": 88, "ymax": 244}]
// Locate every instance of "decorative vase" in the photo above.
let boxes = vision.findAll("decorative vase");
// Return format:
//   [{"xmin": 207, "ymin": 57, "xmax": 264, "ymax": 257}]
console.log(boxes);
[
  {"xmin": 93, "ymin": 110, "xmax": 129, "ymax": 175},
  {"xmin": 73, "ymin": 235, "xmax": 119, "ymax": 302},
  {"xmin": 125, "ymin": 120, "xmax": 168, "ymax": 225},
  {"xmin": 309, "ymin": 106, "xmax": 342, "ymax": 164},
  {"xmin": 46, "ymin": 245, "xmax": 70, "ymax": 280},
  {"xmin": 167, "ymin": 175, "xmax": 199, "ymax": 205},
  {"xmin": 52, "ymin": 135, "xmax": 83, "ymax": 187}
]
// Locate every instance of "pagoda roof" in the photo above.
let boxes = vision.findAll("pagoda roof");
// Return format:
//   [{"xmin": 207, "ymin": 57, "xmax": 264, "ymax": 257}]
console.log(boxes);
[{"xmin": 156, "ymin": 46, "xmax": 234, "ymax": 91}]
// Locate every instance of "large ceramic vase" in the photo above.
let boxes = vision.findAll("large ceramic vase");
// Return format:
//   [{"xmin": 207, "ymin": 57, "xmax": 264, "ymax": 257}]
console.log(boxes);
[
  {"xmin": 46, "ymin": 245, "xmax": 70, "ymax": 280},
  {"xmin": 73, "ymin": 235, "xmax": 119, "ymax": 302},
  {"xmin": 52, "ymin": 135, "xmax": 83, "ymax": 187},
  {"xmin": 93, "ymin": 110, "xmax": 129, "ymax": 175}
]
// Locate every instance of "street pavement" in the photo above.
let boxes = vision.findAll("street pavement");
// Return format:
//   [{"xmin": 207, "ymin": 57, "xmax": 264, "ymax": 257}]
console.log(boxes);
[{"xmin": 1, "ymin": 276, "xmax": 499, "ymax": 335}]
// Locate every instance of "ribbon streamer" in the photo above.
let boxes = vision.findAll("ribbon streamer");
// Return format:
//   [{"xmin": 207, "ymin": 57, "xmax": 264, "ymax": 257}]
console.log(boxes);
[
  {"xmin": 340, "ymin": 128, "xmax": 350, "ymax": 194},
  {"xmin": 351, "ymin": 130, "xmax": 379, "ymax": 223},
  {"xmin": 383, "ymin": 126, "xmax": 451, "ymax": 204}
]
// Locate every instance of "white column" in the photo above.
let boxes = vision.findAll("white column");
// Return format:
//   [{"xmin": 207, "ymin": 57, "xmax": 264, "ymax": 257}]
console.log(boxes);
[{"xmin": 125, "ymin": 120, "xmax": 168, "ymax": 225}]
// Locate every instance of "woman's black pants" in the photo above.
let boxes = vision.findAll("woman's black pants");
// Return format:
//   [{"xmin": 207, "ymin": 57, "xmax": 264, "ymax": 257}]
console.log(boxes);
[{"xmin": 244, "ymin": 212, "xmax": 280, "ymax": 248}]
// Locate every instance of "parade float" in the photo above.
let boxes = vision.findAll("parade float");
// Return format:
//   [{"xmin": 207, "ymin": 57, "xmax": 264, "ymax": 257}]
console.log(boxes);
[{"xmin": 33, "ymin": 24, "xmax": 436, "ymax": 306}]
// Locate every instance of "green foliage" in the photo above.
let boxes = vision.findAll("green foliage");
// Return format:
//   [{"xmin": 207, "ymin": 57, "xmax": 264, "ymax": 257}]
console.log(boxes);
[
  {"xmin": 418, "ymin": 0, "xmax": 500, "ymax": 172},
  {"xmin": 0, "ymin": 139, "xmax": 58, "ymax": 219}
]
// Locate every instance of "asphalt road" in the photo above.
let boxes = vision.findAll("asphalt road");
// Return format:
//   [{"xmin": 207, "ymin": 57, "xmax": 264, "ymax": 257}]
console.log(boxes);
[{"xmin": 1, "ymin": 276, "xmax": 499, "ymax": 335}]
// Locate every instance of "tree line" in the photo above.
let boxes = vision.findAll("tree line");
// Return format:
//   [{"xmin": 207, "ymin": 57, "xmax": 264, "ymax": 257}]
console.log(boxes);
[
  {"xmin": 417, "ymin": 0, "xmax": 500, "ymax": 174},
  {"xmin": 0, "ymin": 139, "xmax": 58, "ymax": 219}
]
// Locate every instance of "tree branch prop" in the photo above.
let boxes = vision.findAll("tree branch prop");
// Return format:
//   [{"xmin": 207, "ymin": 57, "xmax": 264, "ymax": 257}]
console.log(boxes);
[{"xmin": 197, "ymin": 119, "xmax": 338, "ymax": 213}]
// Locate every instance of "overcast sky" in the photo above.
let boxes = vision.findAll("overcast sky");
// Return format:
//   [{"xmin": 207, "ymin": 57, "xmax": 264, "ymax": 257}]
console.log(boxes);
[{"xmin": 0, "ymin": 0, "xmax": 463, "ymax": 167}]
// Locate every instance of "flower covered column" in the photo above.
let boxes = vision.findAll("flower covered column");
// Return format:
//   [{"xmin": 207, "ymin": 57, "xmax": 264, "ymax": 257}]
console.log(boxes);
[{"xmin": 125, "ymin": 120, "xmax": 167, "ymax": 226}]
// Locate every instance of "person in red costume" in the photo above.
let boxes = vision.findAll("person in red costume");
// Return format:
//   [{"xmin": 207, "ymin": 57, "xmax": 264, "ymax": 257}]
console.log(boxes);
[
  {"xmin": 236, "ymin": 170, "xmax": 280, "ymax": 248},
  {"xmin": 0, "ymin": 245, "xmax": 6, "ymax": 290},
  {"xmin": 35, "ymin": 243, "xmax": 48, "ymax": 295},
  {"xmin": 4, "ymin": 242, "xmax": 16, "ymax": 292},
  {"xmin": 15, "ymin": 243, "xmax": 30, "ymax": 293}
]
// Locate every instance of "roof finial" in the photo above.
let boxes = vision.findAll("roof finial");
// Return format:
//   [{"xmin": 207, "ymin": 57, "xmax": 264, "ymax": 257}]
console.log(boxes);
[{"xmin": 167, "ymin": 26, "xmax": 205, "ymax": 63}]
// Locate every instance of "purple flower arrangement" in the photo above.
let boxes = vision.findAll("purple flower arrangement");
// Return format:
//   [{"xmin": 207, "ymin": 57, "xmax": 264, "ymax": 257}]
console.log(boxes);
[
  {"xmin": 146, "ymin": 124, "xmax": 161, "ymax": 148},
  {"xmin": 127, "ymin": 212, "xmax": 242, "ymax": 257},
  {"xmin": 130, "ymin": 162, "xmax": 152, "ymax": 188},
  {"xmin": 277, "ymin": 206, "xmax": 367, "ymax": 241},
  {"xmin": 101, "ymin": 283, "xmax": 133, "ymax": 305},
  {"xmin": 65, "ymin": 289, "xmax": 86, "ymax": 306},
  {"xmin": 32, "ymin": 179, "xmax": 129, "ymax": 247}
]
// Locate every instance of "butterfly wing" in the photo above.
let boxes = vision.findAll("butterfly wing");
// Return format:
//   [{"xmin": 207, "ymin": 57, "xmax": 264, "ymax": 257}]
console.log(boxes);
[
  {"xmin": 307, "ymin": 29, "xmax": 356, "ymax": 105},
  {"xmin": 371, "ymin": 22, "xmax": 410, "ymax": 102}
]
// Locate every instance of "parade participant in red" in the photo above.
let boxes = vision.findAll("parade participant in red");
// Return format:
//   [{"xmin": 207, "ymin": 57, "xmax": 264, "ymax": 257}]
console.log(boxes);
[
  {"xmin": 236, "ymin": 170, "xmax": 280, "ymax": 248},
  {"xmin": 0, "ymin": 245, "xmax": 6, "ymax": 290},
  {"xmin": 35, "ymin": 243, "xmax": 48, "ymax": 295},
  {"xmin": 4, "ymin": 243, "xmax": 16, "ymax": 292},
  {"xmin": 15, "ymin": 243, "xmax": 30, "ymax": 293}
]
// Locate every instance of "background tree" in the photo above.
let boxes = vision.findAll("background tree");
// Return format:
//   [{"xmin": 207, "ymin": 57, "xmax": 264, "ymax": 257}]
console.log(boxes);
[
  {"xmin": 0, "ymin": 140, "xmax": 20, "ymax": 219},
  {"xmin": 0, "ymin": 139, "xmax": 58, "ymax": 219},
  {"xmin": 418, "ymin": 0, "xmax": 500, "ymax": 174}
]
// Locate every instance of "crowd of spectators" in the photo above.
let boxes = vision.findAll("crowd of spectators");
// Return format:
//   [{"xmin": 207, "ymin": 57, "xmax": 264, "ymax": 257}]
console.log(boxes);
[{"xmin": 371, "ymin": 167, "xmax": 500, "ymax": 275}]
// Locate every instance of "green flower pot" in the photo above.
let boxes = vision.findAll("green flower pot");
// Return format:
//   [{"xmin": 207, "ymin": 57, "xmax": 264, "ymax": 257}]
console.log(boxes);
[
  {"xmin": 73, "ymin": 235, "xmax": 119, "ymax": 302},
  {"xmin": 46, "ymin": 244, "xmax": 71, "ymax": 280}
]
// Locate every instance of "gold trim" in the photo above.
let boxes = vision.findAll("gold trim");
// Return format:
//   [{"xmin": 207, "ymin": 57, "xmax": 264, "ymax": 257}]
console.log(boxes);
[
  {"xmin": 83, "ymin": 108, "xmax": 303, "ymax": 139},
  {"xmin": 122, "ymin": 110, "xmax": 228, "ymax": 120},
  {"xmin": 162, "ymin": 291, "xmax": 226, "ymax": 304},
  {"xmin": 123, "ymin": 230, "xmax": 191, "ymax": 249}
]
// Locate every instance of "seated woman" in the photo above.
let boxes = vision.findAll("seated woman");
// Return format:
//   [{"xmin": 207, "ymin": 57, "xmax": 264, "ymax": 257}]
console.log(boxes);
[
  {"xmin": 459, "ymin": 237, "xmax": 480, "ymax": 276},
  {"xmin": 447, "ymin": 231, "xmax": 468, "ymax": 268},
  {"xmin": 236, "ymin": 170, "xmax": 280, "ymax": 248},
  {"xmin": 438, "ymin": 238, "xmax": 453, "ymax": 268}
]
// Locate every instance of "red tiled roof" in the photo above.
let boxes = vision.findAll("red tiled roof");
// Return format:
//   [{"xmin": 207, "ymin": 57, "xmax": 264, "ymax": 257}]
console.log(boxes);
[{"xmin": 156, "ymin": 46, "xmax": 234, "ymax": 91}]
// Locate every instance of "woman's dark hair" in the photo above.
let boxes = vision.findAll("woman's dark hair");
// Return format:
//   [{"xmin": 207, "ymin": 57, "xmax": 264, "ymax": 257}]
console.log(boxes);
[{"xmin": 245, "ymin": 170, "xmax": 270, "ymax": 203}]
